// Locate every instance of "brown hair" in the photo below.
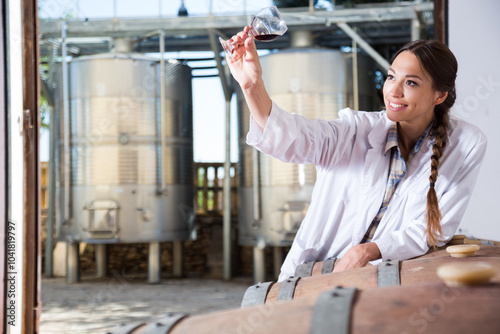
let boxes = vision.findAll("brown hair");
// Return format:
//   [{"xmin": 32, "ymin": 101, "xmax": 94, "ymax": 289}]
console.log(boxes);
[{"xmin": 393, "ymin": 40, "xmax": 458, "ymax": 248}]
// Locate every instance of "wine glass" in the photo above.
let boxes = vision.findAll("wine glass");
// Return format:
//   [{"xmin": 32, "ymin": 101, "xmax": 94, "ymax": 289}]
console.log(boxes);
[{"xmin": 219, "ymin": 6, "xmax": 288, "ymax": 61}]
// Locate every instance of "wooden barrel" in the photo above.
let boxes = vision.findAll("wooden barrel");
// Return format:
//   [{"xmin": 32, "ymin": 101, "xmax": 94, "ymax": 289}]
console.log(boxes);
[
  {"xmin": 110, "ymin": 282, "xmax": 500, "ymax": 334},
  {"xmin": 244, "ymin": 247, "xmax": 500, "ymax": 304},
  {"xmin": 299, "ymin": 244, "xmax": 500, "ymax": 277}
]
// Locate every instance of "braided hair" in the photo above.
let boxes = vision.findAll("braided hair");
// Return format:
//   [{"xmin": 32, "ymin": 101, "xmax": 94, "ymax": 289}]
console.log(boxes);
[{"xmin": 392, "ymin": 40, "xmax": 458, "ymax": 248}]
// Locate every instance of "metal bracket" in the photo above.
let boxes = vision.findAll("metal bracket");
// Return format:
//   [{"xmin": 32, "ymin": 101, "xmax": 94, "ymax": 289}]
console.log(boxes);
[
  {"xmin": 294, "ymin": 260, "xmax": 316, "ymax": 278},
  {"xmin": 241, "ymin": 281, "xmax": 274, "ymax": 307},
  {"xmin": 277, "ymin": 276, "xmax": 300, "ymax": 302},
  {"xmin": 377, "ymin": 259, "xmax": 400, "ymax": 287},
  {"xmin": 107, "ymin": 321, "xmax": 146, "ymax": 334},
  {"xmin": 321, "ymin": 257, "xmax": 337, "ymax": 275},
  {"xmin": 142, "ymin": 313, "xmax": 188, "ymax": 334},
  {"xmin": 310, "ymin": 287, "xmax": 357, "ymax": 334}
]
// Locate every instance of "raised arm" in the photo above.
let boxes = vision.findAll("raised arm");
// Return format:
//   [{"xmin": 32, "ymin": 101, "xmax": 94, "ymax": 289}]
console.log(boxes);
[{"xmin": 225, "ymin": 26, "xmax": 272, "ymax": 132}]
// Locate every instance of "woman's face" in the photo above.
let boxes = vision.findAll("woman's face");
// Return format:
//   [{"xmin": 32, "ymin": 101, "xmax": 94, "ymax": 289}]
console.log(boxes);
[{"xmin": 383, "ymin": 51, "xmax": 447, "ymax": 131}]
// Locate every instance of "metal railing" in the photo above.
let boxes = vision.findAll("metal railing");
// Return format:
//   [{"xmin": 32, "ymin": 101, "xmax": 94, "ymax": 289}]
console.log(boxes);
[{"xmin": 195, "ymin": 162, "xmax": 238, "ymax": 216}]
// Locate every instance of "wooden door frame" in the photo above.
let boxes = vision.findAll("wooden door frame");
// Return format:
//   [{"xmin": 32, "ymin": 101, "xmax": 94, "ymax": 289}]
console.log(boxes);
[
  {"xmin": 21, "ymin": 0, "xmax": 42, "ymax": 333},
  {"xmin": 0, "ymin": 0, "xmax": 8, "ymax": 329}
]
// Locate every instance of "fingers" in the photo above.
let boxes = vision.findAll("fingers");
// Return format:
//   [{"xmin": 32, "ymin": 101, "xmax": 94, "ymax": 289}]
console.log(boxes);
[{"xmin": 225, "ymin": 26, "xmax": 255, "ymax": 63}]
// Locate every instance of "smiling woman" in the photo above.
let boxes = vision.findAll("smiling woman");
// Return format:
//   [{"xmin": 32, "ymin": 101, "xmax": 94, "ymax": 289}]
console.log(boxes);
[{"xmin": 225, "ymin": 35, "xmax": 487, "ymax": 281}]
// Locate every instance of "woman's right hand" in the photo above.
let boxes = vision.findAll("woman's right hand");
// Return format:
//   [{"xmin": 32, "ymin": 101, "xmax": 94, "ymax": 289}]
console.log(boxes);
[
  {"xmin": 225, "ymin": 26, "xmax": 263, "ymax": 91},
  {"xmin": 224, "ymin": 26, "xmax": 272, "ymax": 131}
]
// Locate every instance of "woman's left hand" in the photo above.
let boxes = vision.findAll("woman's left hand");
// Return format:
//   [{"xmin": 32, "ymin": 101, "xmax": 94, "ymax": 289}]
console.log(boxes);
[{"xmin": 333, "ymin": 242, "xmax": 381, "ymax": 272}]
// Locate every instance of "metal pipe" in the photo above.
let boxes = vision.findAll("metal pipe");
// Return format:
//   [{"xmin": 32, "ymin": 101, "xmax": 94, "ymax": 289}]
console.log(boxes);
[
  {"xmin": 352, "ymin": 39, "xmax": 359, "ymax": 111},
  {"xmin": 172, "ymin": 240, "xmax": 183, "ymax": 277},
  {"xmin": 66, "ymin": 241, "xmax": 79, "ymax": 283},
  {"xmin": 95, "ymin": 244, "xmax": 107, "ymax": 278},
  {"xmin": 253, "ymin": 246, "xmax": 265, "ymax": 284},
  {"xmin": 45, "ymin": 104, "xmax": 55, "ymax": 277},
  {"xmin": 208, "ymin": 27, "xmax": 234, "ymax": 280},
  {"xmin": 208, "ymin": 28, "xmax": 231, "ymax": 100},
  {"xmin": 61, "ymin": 21, "xmax": 71, "ymax": 223},
  {"xmin": 159, "ymin": 30, "xmax": 167, "ymax": 194},
  {"xmin": 223, "ymin": 99, "xmax": 232, "ymax": 280},
  {"xmin": 337, "ymin": 22, "xmax": 390, "ymax": 72},
  {"xmin": 252, "ymin": 149, "xmax": 261, "ymax": 222},
  {"xmin": 273, "ymin": 247, "xmax": 283, "ymax": 280},
  {"xmin": 148, "ymin": 242, "xmax": 161, "ymax": 283}
]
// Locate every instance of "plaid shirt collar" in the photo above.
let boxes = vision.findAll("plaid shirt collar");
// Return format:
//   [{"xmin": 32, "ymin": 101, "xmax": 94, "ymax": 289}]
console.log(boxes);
[{"xmin": 384, "ymin": 122, "xmax": 432, "ymax": 160}]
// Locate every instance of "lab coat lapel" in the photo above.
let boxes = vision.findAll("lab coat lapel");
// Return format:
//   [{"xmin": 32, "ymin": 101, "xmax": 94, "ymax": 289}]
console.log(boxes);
[
  {"xmin": 354, "ymin": 115, "xmax": 392, "ymax": 241},
  {"xmin": 397, "ymin": 136, "xmax": 434, "ymax": 195}
]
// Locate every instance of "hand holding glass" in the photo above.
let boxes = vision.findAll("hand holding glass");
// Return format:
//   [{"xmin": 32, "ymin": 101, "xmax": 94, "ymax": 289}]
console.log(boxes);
[{"xmin": 219, "ymin": 6, "xmax": 288, "ymax": 61}]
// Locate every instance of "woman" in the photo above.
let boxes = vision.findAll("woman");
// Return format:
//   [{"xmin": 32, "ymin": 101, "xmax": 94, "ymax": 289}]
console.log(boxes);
[{"xmin": 227, "ymin": 27, "xmax": 487, "ymax": 281}]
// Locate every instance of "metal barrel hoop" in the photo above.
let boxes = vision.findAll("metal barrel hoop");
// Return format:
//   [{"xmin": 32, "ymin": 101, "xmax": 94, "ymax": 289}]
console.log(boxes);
[
  {"xmin": 241, "ymin": 281, "xmax": 275, "ymax": 307},
  {"xmin": 377, "ymin": 259, "xmax": 401, "ymax": 287},
  {"xmin": 277, "ymin": 276, "xmax": 301, "ymax": 302}
]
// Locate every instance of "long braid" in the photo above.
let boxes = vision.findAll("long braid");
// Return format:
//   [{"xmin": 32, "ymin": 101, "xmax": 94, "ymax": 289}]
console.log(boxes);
[{"xmin": 426, "ymin": 110, "xmax": 449, "ymax": 247}]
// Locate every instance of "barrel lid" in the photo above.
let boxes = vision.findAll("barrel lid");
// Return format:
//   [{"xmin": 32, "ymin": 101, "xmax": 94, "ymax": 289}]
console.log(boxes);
[
  {"xmin": 446, "ymin": 244, "xmax": 480, "ymax": 257},
  {"xmin": 437, "ymin": 262, "xmax": 496, "ymax": 287}
]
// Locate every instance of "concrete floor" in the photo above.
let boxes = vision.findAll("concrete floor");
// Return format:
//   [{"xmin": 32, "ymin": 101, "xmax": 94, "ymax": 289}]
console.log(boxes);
[{"xmin": 39, "ymin": 274, "xmax": 253, "ymax": 334}]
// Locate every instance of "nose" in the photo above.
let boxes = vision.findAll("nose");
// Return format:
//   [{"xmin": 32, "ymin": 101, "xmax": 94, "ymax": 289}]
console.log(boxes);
[{"xmin": 388, "ymin": 81, "xmax": 404, "ymax": 98}]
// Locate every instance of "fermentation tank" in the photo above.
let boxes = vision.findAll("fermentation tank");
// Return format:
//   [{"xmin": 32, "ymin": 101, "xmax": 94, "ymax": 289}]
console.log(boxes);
[
  {"xmin": 54, "ymin": 53, "xmax": 194, "ymax": 245},
  {"xmin": 237, "ymin": 48, "xmax": 379, "ymax": 250}
]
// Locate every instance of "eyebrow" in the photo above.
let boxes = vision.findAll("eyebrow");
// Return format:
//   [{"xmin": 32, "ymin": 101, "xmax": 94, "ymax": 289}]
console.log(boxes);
[{"xmin": 388, "ymin": 67, "xmax": 424, "ymax": 81}]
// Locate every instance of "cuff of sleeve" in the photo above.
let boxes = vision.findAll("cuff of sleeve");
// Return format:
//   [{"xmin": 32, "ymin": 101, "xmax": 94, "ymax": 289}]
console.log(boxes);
[
  {"xmin": 373, "ymin": 226, "xmax": 429, "ymax": 261},
  {"xmin": 246, "ymin": 100, "xmax": 283, "ymax": 147}
]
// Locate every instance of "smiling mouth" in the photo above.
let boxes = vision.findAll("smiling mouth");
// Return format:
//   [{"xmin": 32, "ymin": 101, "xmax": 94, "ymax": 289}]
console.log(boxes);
[{"xmin": 389, "ymin": 101, "xmax": 407, "ymax": 109}]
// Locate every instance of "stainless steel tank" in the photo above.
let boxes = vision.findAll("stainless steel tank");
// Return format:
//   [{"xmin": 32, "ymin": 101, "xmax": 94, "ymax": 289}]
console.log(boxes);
[
  {"xmin": 54, "ymin": 53, "xmax": 193, "ymax": 244},
  {"xmin": 237, "ymin": 48, "xmax": 379, "ymax": 247}
]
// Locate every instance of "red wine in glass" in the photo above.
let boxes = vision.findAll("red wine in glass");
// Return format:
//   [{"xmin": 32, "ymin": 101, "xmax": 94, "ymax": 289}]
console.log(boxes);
[
  {"xmin": 254, "ymin": 34, "xmax": 280, "ymax": 41},
  {"xmin": 219, "ymin": 6, "xmax": 288, "ymax": 61}
]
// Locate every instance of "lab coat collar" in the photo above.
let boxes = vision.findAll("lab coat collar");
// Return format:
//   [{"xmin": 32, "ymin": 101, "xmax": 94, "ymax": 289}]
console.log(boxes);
[{"xmin": 368, "ymin": 111, "xmax": 393, "ymax": 150}]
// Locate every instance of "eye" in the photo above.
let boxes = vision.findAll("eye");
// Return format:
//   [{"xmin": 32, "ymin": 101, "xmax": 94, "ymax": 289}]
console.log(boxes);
[
  {"xmin": 386, "ymin": 74, "xmax": 395, "ymax": 81},
  {"xmin": 406, "ymin": 80, "xmax": 417, "ymax": 86}
]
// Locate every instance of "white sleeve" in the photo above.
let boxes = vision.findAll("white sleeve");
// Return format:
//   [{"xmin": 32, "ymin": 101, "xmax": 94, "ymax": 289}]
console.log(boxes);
[{"xmin": 246, "ymin": 101, "xmax": 358, "ymax": 169}]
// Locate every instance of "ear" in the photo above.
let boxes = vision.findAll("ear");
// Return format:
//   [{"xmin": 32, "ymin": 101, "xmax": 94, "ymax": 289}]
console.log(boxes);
[{"xmin": 434, "ymin": 91, "xmax": 448, "ymax": 106}]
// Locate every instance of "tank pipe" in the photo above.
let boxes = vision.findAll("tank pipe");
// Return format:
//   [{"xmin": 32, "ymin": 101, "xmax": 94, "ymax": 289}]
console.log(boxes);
[
  {"xmin": 207, "ymin": 28, "xmax": 231, "ymax": 101},
  {"xmin": 143, "ymin": 29, "xmax": 169, "ymax": 193},
  {"xmin": 45, "ymin": 104, "xmax": 55, "ymax": 277},
  {"xmin": 336, "ymin": 22, "xmax": 390, "ymax": 72},
  {"xmin": 208, "ymin": 28, "xmax": 234, "ymax": 280},
  {"xmin": 62, "ymin": 21, "xmax": 71, "ymax": 223},
  {"xmin": 352, "ymin": 38, "xmax": 359, "ymax": 111},
  {"xmin": 252, "ymin": 149, "xmax": 261, "ymax": 222},
  {"xmin": 43, "ymin": 46, "xmax": 56, "ymax": 277},
  {"xmin": 223, "ymin": 99, "xmax": 232, "ymax": 280},
  {"xmin": 159, "ymin": 30, "xmax": 167, "ymax": 194}
]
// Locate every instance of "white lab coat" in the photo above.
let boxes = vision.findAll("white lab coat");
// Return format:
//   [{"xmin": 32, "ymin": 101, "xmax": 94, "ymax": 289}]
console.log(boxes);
[{"xmin": 247, "ymin": 101, "xmax": 487, "ymax": 281}]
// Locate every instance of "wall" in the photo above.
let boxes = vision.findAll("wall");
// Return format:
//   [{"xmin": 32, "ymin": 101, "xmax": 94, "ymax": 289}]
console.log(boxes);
[{"xmin": 449, "ymin": 0, "xmax": 500, "ymax": 240}]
